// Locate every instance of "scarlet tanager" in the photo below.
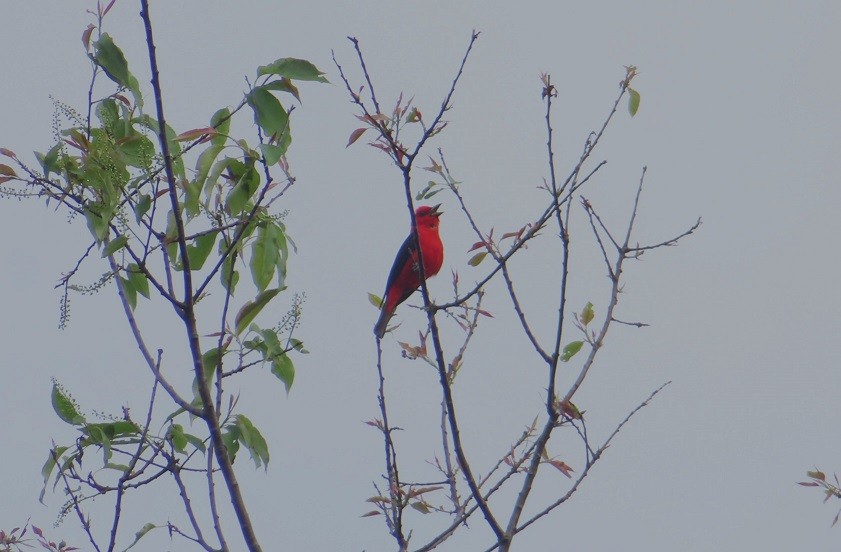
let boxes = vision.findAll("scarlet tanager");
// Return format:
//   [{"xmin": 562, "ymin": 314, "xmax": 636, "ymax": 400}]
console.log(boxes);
[{"xmin": 374, "ymin": 204, "xmax": 444, "ymax": 338}]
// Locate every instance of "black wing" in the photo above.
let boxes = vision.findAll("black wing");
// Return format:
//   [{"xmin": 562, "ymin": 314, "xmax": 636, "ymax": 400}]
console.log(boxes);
[{"xmin": 382, "ymin": 232, "xmax": 418, "ymax": 304}]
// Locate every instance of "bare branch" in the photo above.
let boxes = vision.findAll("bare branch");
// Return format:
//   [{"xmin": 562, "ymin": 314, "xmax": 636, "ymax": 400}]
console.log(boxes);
[
  {"xmin": 506, "ymin": 382, "xmax": 671, "ymax": 542},
  {"xmin": 627, "ymin": 217, "xmax": 702, "ymax": 253}
]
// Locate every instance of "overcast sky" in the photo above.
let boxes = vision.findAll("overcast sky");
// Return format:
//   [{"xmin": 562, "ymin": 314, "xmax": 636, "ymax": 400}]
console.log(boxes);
[{"xmin": 2, "ymin": 2, "xmax": 841, "ymax": 551}]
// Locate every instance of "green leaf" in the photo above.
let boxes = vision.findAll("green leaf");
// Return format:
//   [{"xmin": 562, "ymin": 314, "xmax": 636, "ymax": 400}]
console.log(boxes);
[
  {"xmin": 235, "ymin": 288, "xmax": 282, "ymax": 335},
  {"xmin": 195, "ymin": 144, "xmax": 224, "ymax": 195},
  {"xmin": 580, "ymin": 302, "xmax": 595, "ymax": 326},
  {"xmin": 86, "ymin": 424, "xmax": 112, "ymax": 461},
  {"xmin": 185, "ymin": 178, "xmax": 202, "ymax": 219},
  {"xmin": 233, "ymin": 415, "xmax": 270, "ymax": 469},
  {"xmin": 39, "ymin": 446, "xmax": 69, "ymax": 504},
  {"xmin": 97, "ymin": 98, "xmax": 120, "ymax": 134},
  {"xmin": 221, "ymin": 261, "xmax": 240, "ymax": 294},
  {"xmin": 134, "ymin": 115, "xmax": 184, "ymax": 178},
  {"xmin": 134, "ymin": 194, "xmax": 151, "ymax": 224},
  {"xmin": 271, "ymin": 352, "xmax": 295, "ymax": 394},
  {"xmin": 118, "ymin": 133, "xmax": 155, "ymax": 169},
  {"xmin": 257, "ymin": 58, "xmax": 329, "ymax": 83},
  {"xmin": 259, "ymin": 328, "xmax": 281, "ymax": 353},
  {"xmin": 289, "ymin": 338, "xmax": 309, "ymax": 354},
  {"xmin": 247, "ymin": 86, "xmax": 289, "ymax": 138},
  {"xmin": 123, "ymin": 522, "xmax": 157, "ymax": 551},
  {"xmin": 92, "ymin": 33, "xmax": 143, "ymax": 107},
  {"xmin": 260, "ymin": 142, "xmax": 287, "ymax": 166},
  {"xmin": 120, "ymin": 275, "xmax": 138, "ymax": 310},
  {"xmin": 93, "ymin": 34, "xmax": 130, "ymax": 86},
  {"xmin": 51, "ymin": 383, "xmax": 85, "ymax": 425},
  {"xmin": 210, "ymin": 107, "xmax": 231, "ymax": 146},
  {"xmin": 127, "ymin": 263, "xmax": 150, "ymax": 299},
  {"xmin": 262, "ymin": 77, "xmax": 301, "ymax": 102},
  {"xmin": 168, "ymin": 424, "xmax": 188, "ymax": 453},
  {"xmin": 84, "ymin": 204, "xmax": 112, "ymax": 243},
  {"xmin": 183, "ymin": 431, "xmax": 207, "ymax": 453},
  {"xmin": 468, "ymin": 252, "xmax": 487, "ymax": 266},
  {"xmin": 368, "ymin": 293, "xmax": 383, "ymax": 309},
  {"xmin": 39, "ymin": 143, "xmax": 62, "ymax": 177},
  {"xmin": 222, "ymin": 423, "xmax": 240, "ymax": 463},
  {"xmin": 186, "ymin": 231, "xmax": 218, "ymax": 271},
  {"xmin": 561, "ymin": 341, "xmax": 584, "ymax": 362},
  {"xmin": 628, "ymin": 87, "xmax": 641, "ymax": 117},
  {"xmin": 415, "ymin": 181, "xmax": 443, "ymax": 201},
  {"xmin": 102, "ymin": 235, "xmax": 128, "ymax": 258},
  {"xmin": 411, "ymin": 502, "xmax": 432, "ymax": 514},
  {"xmin": 225, "ymin": 162, "xmax": 260, "ymax": 215},
  {"xmin": 83, "ymin": 421, "xmax": 140, "ymax": 444},
  {"xmin": 201, "ymin": 347, "xmax": 221, "ymax": 383},
  {"xmin": 250, "ymin": 223, "xmax": 280, "ymax": 291}
]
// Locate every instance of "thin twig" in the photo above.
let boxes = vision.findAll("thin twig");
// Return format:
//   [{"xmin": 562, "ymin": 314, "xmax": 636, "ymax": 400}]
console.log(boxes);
[
  {"xmin": 505, "ymin": 382, "xmax": 671, "ymax": 542},
  {"xmin": 375, "ymin": 341, "xmax": 407, "ymax": 549}
]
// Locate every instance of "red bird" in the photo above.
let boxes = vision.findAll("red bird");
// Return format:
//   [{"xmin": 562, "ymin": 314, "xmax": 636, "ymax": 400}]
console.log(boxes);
[{"xmin": 374, "ymin": 204, "xmax": 444, "ymax": 338}]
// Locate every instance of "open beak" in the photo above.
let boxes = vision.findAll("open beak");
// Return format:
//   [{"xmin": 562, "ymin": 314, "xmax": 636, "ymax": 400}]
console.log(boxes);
[{"xmin": 431, "ymin": 203, "xmax": 443, "ymax": 216}]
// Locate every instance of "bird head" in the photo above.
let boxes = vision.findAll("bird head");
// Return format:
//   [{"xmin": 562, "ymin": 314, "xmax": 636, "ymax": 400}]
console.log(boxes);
[{"xmin": 415, "ymin": 204, "xmax": 442, "ymax": 228}]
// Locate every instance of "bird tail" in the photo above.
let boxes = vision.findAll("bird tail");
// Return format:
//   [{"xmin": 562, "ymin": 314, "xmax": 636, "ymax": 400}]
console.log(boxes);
[{"xmin": 373, "ymin": 306, "xmax": 392, "ymax": 339}]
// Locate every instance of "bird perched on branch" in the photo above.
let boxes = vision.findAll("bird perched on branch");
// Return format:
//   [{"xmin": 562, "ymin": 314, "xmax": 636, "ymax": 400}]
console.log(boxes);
[{"xmin": 374, "ymin": 204, "xmax": 444, "ymax": 338}]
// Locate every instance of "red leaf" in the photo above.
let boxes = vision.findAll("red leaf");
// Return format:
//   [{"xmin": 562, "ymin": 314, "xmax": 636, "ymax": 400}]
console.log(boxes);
[
  {"xmin": 62, "ymin": 139, "xmax": 85, "ymax": 152},
  {"xmin": 114, "ymin": 94, "xmax": 132, "ymax": 107},
  {"xmin": 558, "ymin": 400, "xmax": 582, "ymax": 420},
  {"xmin": 346, "ymin": 128, "xmax": 367, "ymax": 147},
  {"xmin": 797, "ymin": 482, "xmax": 820, "ymax": 487},
  {"xmin": 364, "ymin": 419, "xmax": 383, "ymax": 430},
  {"xmin": 418, "ymin": 331, "xmax": 427, "ymax": 356},
  {"xmin": 550, "ymin": 460, "xmax": 574, "ymax": 478},
  {"xmin": 478, "ymin": 309, "xmax": 494, "ymax": 318},
  {"xmin": 32, "ymin": 525, "xmax": 44, "ymax": 538},
  {"xmin": 0, "ymin": 176, "xmax": 14, "ymax": 185},
  {"xmin": 369, "ymin": 142, "xmax": 391, "ymax": 153},
  {"xmin": 361, "ymin": 510, "xmax": 381, "ymax": 517},
  {"xmin": 102, "ymin": 0, "xmax": 117, "ymax": 16},
  {"xmin": 406, "ymin": 486, "xmax": 442, "ymax": 499},
  {"xmin": 468, "ymin": 241, "xmax": 487, "ymax": 252},
  {"xmin": 81, "ymin": 24, "xmax": 95, "ymax": 51},
  {"xmin": 0, "ymin": 148, "xmax": 17, "ymax": 159},
  {"xmin": 175, "ymin": 127, "xmax": 217, "ymax": 143}
]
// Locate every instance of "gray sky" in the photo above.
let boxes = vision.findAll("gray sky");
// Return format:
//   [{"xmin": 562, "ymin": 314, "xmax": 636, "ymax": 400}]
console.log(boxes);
[{"xmin": 2, "ymin": 1, "xmax": 840, "ymax": 550}]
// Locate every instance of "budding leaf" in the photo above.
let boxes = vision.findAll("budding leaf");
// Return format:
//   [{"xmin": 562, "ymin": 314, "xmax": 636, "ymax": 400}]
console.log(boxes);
[
  {"xmin": 368, "ymin": 293, "xmax": 383, "ymax": 309},
  {"xmin": 468, "ymin": 252, "xmax": 487, "ymax": 266},
  {"xmin": 560, "ymin": 341, "xmax": 584, "ymax": 362},
  {"xmin": 580, "ymin": 302, "xmax": 595, "ymax": 326},
  {"xmin": 628, "ymin": 87, "xmax": 641, "ymax": 117}
]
